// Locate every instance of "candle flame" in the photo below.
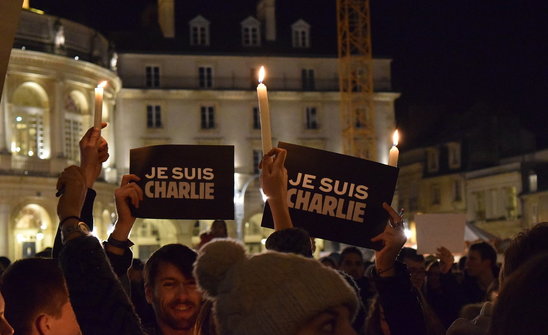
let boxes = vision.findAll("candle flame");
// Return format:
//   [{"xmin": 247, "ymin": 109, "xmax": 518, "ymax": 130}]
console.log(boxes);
[
  {"xmin": 392, "ymin": 129, "xmax": 399, "ymax": 146},
  {"xmin": 258, "ymin": 66, "xmax": 265, "ymax": 83},
  {"xmin": 98, "ymin": 81, "xmax": 108, "ymax": 89}
]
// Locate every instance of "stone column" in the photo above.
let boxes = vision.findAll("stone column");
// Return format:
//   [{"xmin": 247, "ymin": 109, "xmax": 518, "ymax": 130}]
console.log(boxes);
[
  {"xmin": 0, "ymin": 202, "xmax": 12, "ymax": 257},
  {"xmin": 51, "ymin": 80, "xmax": 65, "ymax": 159}
]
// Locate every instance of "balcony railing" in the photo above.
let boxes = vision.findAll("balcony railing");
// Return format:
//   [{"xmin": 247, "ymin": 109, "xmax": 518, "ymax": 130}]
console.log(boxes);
[
  {"xmin": 13, "ymin": 10, "xmax": 112, "ymax": 69},
  {"xmin": 122, "ymin": 75, "xmax": 392, "ymax": 92}
]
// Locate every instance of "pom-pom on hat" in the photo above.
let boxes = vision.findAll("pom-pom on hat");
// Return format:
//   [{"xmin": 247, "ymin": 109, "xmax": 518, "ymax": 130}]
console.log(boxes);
[{"xmin": 194, "ymin": 239, "xmax": 358, "ymax": 335}]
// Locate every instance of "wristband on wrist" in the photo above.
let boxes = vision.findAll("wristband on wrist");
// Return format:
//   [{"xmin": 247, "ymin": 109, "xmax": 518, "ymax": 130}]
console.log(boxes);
[{"xmin": 107, "ymin": 234, "xmax": 134, "ymax": 249}]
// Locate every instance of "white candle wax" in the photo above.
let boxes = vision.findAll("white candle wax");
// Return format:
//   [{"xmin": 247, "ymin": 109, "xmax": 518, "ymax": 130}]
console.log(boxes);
[
  {"xmin": 388, "ymin": 129, "xmax": 399, "ymax": 167},
  {"xmin": 257, "ymin": 67, "xmax": 272, "ymax": 155},
  {"xmin": 94, "ymin": 81, "xmax": 107, "ymax": 131},
  {"xmin": 388, "ymin": 145, "xmax": 399, "ymax": 167}
]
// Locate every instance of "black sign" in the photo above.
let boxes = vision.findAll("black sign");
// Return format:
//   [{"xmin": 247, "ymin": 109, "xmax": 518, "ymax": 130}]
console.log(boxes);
[
  {"xmin": 261, "ymin": 142, "xmax": 398, "ymax": 249},
  {"xmin": 130, "ymin": 145, "xmax": 234, "ymax": 220}
]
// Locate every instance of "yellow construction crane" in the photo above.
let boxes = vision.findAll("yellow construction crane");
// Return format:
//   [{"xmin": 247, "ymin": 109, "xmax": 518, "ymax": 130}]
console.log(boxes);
[{"xmin": 337, "ymin": 0, "xmax": 376, "ymax": 160}]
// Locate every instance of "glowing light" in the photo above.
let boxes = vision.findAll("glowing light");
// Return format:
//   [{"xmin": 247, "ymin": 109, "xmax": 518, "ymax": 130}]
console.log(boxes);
[
  {"xmin": 404, "ymin": 228, "xmax": 412, "ymax": 239},
  {"xmin": 98, "ymin": 81, "xmax": 108, "ymax": 89},
  {"xmin": 15, "ymin": 147, "xmax": 21, "ymax": 152},
  {"xmin": 21, "ymin": 46, "xmax": 26, "ymax": 50},
  {"xmin": 393, "ymin": 129, "xmax": 399, "ymax": 146},
  {"xmin": 15, "ymin": 116, "xmax": 22, "ymax": 122},
  {"xmin": 28, "ymin": 150, "xmax": 34, "ymax": 156},
  {"xmin": 36, "ymin": 232, "xmax": 44, "ymax": 240},
  {"xmin": 258, "ymin": 66, "xmax": 265, "ymax": 83},
  {"xmin": 40, "ymin": 223, "xmax": 47, "ymax": 230},
  {"xmin": 261, "ymin": 238, "xmax": 267, "ymax": 245},
  {"xmin": 16, "ymin": 234, "xmax": 25, "ymax": 242},
  {"xmin": 74, "ymin": 56, "xmax": 79, "ymax": 60}
]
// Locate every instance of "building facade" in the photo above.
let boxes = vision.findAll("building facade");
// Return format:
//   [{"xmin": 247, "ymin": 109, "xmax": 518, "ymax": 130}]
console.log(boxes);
[{"xmin": 0, "ymin": 9, "xmax": 119, "ymax": 260}]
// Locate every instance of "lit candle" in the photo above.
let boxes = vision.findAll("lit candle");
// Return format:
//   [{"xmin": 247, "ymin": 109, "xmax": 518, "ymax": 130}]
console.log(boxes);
[
  {"xmin": 94, "ymin": 81, "xmax": 107, "ymax": 131},
  {"xmin": 257, "ymin": 66, "xmax": 272, "ymax": 155},
  {"xmin": 388, "ymin": 129, "xmax": 399, "ymax": 167}
]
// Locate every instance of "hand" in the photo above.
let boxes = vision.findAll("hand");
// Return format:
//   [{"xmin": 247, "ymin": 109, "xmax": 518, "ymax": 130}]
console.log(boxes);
[
  {"xmin": 371, "ymin": 203, "xmax": 407, "ymax": 277},
  {"xmin": 259, "ymin": 148, "xmax": 292, "ymax": 230},
  {"xmin": 112, "ymin": 174, "xmax": 143, "ymax": 241},
  {"xmin": 436, "ymin": 246, "xmax": 454, "ymax": 274},
  {"xmin": 80, "ymin": 122, "xmax": 109, "ymax": 188},
  {"xmin": 259, "ymin": 148, "xmax": 288, "ymax": 202},
  {"xmin": 57, "ymin": 166, "xmax": 87, "ymax": 222}
]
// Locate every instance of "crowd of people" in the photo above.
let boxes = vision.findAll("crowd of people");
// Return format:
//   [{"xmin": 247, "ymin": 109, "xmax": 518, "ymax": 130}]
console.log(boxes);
[{"xmin": 0, "ymin": 125, "xmax": 547, "ymax": 335}]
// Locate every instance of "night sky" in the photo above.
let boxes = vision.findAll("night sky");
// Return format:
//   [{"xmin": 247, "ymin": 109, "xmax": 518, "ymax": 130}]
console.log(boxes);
[{"xmin": 31, "ymin": 0, "xmax": 548, "ymax": 150}]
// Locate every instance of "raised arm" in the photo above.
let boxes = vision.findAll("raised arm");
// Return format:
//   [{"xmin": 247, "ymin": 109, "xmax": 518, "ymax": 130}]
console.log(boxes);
[
  {"xmin": 56, "ymin": 166, "xmax": 146, "ymax": 335},
  {"xmin": 260, "ymin": 148, "xmax": 292, "ymax": 231},
  {"xmin": 370, "ymin": 203, "xmax": 427, "ymax": 335}
]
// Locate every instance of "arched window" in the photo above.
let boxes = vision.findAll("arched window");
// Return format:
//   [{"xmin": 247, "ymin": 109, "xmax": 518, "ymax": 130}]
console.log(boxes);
[
  {"xmin": 64, "ymin": 91, "xmax": 89, "ymax": 161},
  {"xmin": 291, "ymin": 19, "xmax": 310, "ymax": 48},
  {"xmin": 13, "ymin": 204, "xmax": 52, "ymax": 259},
  {"xmin": 241, "ymin": 17, "xmax": 261, "ymax": 47},
  {"xmin": 11, "ymin": 83, "xmax": 50, "ymax": 159},
  {"xmin": 189, "ymin": 15, "xmax": 210, "ymax": 46}
]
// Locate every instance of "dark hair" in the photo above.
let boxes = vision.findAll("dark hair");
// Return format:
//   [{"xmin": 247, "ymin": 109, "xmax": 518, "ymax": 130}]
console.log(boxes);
[
  {"xmin": 144, "ymin": 244, "xmax": 197, "ymax": 288},
  {"xmin": 469, "ymin": 242, "xmax": 497, "ymax": 265},
  {"xmin": 319, "ymin": 257, "xmax": 336, "ymax": 268},
  {"xmin": 503, "ymin": 222, "xmax": 548, "ymax": 281},
  {"xmin": 1, "ymin": 258, "xmax": 68, "ymax": 335},
  {"xmin": 490, "ymin": 252, "xmax": 548, "ymax": 335},
  {"xmin": 339, "ymin": 246, "xmax": 363, "ymax": 266},
  {"xmin": 0, "ymin": 257, "xmax": 11, "ymax": 270},
  {"xmin": 397, "ymin": 247, "xmax": 425, "ymax": 263},
  {"xmin": 265, "ymin": 228, "xmax": 313, "ymax": 257}
]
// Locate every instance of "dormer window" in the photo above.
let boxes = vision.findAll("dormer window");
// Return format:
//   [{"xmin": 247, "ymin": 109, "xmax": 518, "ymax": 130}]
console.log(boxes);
[
  {"xmin": 426, "ymin": 148, "xmax": 439, "ymax": 173},
  {"xmin": 189, "ymin": 15, "xmax": 210, "ymax": 46},
  {"xmin": 291, "ymin": 19, "xmax": 310, "ymax": 48},
  {"xmin": 241, "ymin": 16, "xmax": 261, "ymax": 47}
]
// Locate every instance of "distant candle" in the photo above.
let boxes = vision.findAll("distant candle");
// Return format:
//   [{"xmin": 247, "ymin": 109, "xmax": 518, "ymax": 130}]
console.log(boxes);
[
  {"xmin": 256, "ymin": 66, "xmax": 272, "ymax": 155},
  {"xmin": 388, "ymin": 129, "xmax": 399, "ymax": 167},
  {"xmin": 94, "ymin": 81, "xmax": 107, "ymax": 131}
]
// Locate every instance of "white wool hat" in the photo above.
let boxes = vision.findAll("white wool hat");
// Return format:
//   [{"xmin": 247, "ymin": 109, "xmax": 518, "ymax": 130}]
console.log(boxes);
[{"xmin": 194, "ymin": 239, "xmax": 358, "ymax": 335}]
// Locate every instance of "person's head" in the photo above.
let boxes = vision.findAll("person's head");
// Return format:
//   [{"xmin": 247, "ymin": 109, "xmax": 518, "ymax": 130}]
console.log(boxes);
[
  {"xmin": 466, "ymin": 242, "xmax": 497, "ymax": 278},
  {"xmin": 501, "ymin": 222, "xmax": 548, "ymax": 285},
  {"xmin": 489, "ymin": 252, "xmax": 548, "ymax": 335},
  {"xmin": 210, "ymin": 220, "xmax": 227, "ymax": 237},
  {"xmin": 0, "ymin": 293, "xmax": 14, "ymax": 335},
  {"xmin": 339, "ymin": 247, "xmax": 365, "ymax": 280},
  {"xmin": 144, "ymin": 244, "xmax": 202, "ymax": 333},
  {"xmin": 0, "ymin": 258, "xmax": 80, "ymax": 335},
  {"xmin": 195, "ymin": 239, "xmax": 358, "ymax": 335},
  {"xmin": 426, "ymin": 261, "xmax": 442, "ymax": 291},
  {"xmin": 397, "ymin": 247, "xmax": 426, "ymax": 289},
  {"xmin": 265, "ymin": 227, "xmax": 313, "ymax": 257}
]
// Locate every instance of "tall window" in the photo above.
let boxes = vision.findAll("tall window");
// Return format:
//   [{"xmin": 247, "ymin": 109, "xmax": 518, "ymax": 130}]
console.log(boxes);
[
  {"xmin": 200, "ymin": 106, "xmax": 215, "ymax": 129},
  {"xmin": 292, "ymin": 19, "xmax": 310, "ymax": 48},
  {"xmin": 145, "ymin": 66, "xmax": 160, "ymax": 88},
  {"xmin": 198, "ymin": 67, "xmax": 213, "ymax": 88},
  {"xmin": 427, "ymin": 148, "xmax": 439, "ymax": 173},
  {"xmin": 189, "ymin": 15, "xmax": 210, "ymax": 46},
  {"xmin": 452, "ymin": 180, "xmax": 462, "ymax": 202},
  {"xmin": 355, "ymin": 108, "xmax": 368, "ymax": 128},
  {"xmin": 147, "ymin": 105, "xmax": 162, "ymax": 128},
  {"xmin": 241, "ymin": 17, "xmax": 261, "ymax": 47},
  {"xmin": 305, "ymin": 107, "xmax": 318, "ymax": 129},
  {"xmin": 252, "ymin": 107, "xmax": 261, "ymax": 129},
  {"xmin": 253, "ymin": 150, "xmax": 262, "ymax": 174},
  {"xmin": 431, "ymin": 184, "xmax": 441, "ymax": 205},
  {"xmin": 301, "ymin": 69, "xmax": 315, "ymax": 90},
  {"xmin": 11, "ymin": 83, "xmax": 50, "ymax": 159},
  {"xmin": 448, "ymin": 142, "xmax": 461, "ymax": 169}
]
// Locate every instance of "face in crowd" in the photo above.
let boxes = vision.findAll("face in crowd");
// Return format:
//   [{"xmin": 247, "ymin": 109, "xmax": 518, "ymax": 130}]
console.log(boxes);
[
  {"xmin": 146, "ymin": 262, "xmax": 202, "ymax": 332},
  {"xmin": 339, "ymin": 250, "xmax": 365, "ymax": 280}
]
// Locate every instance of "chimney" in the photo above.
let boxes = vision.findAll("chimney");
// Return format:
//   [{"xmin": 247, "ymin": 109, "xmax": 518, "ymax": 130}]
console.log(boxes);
[
  {"xmin": 257, "ymin": 0, "xmax": 276, "ymax": 41},
  {"xmin": 157, "ymin": 0, "xmax": 175, "ymax": 38}
]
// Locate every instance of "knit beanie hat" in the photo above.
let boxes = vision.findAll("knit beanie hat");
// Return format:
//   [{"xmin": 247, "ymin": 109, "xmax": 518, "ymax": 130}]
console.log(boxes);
[{"xmin": 194, "ymin": 239, "xmax": 358, "ymax": 335}]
